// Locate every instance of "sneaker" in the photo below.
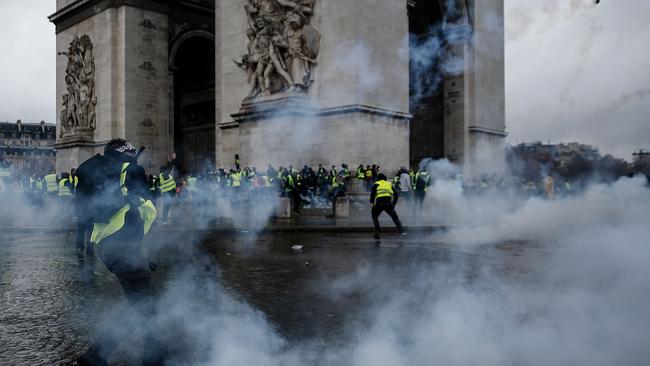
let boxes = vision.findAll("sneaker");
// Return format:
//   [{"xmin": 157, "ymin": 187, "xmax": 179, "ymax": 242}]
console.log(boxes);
[
  {"xmin": 374, "ymin": 233, "xmax": 381, "ymax": 240},
  {"xmin": 401, "ymin": 232, "xmax": 407, "ymax": 238}
]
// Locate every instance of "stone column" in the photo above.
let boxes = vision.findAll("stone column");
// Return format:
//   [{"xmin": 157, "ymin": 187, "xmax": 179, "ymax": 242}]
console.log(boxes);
[
  {"xmin": 50, "ymin": 2, "xmax": 169, "ymax": 173},
  {"xmin": 443, "ymin": 0, "xmax": 507, "ymax": 177}
]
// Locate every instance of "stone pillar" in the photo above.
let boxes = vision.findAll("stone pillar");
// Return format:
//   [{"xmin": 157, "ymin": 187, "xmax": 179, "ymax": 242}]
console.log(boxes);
[
  {"xmin": 50, "ymin": 2, "xmax": 170, "ymax": 173},
  {"xmin": 276, "ymin": 197, "xmax": 292, "ymax": 218},
  {"xmin": 466, "ymin": 0, "xmax": 506, "ymax": 176},
  {"xmin": 334, "ymin": 196, "xmax": 350, "ymax": 218},
  {"xmin": 216, "ymin": 0, "xmax": 410, "ymax": 172},
  {"xmin": 443, "ymin": 0, "xmax": 507, "ymax": 177}
]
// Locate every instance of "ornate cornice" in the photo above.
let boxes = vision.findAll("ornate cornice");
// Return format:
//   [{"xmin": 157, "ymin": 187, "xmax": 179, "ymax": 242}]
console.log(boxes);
[
  {"xmin": 468, "ymin": 126, "xmax": 507, "ymax": 137},
  {"xmin": 230, "ymin": 95, "xmax": 412, "ymax": 126},
  {"xmin": 49, "ymin": 0, "xmax": 214, "ymax": 33}
]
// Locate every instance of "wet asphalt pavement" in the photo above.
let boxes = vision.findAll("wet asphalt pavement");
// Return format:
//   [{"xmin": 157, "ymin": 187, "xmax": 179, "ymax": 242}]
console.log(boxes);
[{"xmin": 0, "ymin": 227, "xmax": 538, "ymax": 365}]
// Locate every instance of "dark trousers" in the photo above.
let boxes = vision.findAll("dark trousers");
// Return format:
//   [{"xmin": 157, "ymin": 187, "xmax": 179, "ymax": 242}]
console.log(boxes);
[
  {"xmin": 413, "ymin": 190, "xmax": 426, "ymax": 213},
  {"xmin": 84, "ymin": 214, "xmax": 163, "ymax": 365},
  {"xmin": 291, "ymin": 190, "xmax": 301, "ymax": 212},
  {"xmin": 76, "ymin": 218, "xmax": 94, "ymax": 257},
  {"xmin": 162, "ymin": 191, "xmax": 175, "ymax": 222},
  {"xmin": 372, "ymin": 201, "xmax": 404, "ymax": 234}
]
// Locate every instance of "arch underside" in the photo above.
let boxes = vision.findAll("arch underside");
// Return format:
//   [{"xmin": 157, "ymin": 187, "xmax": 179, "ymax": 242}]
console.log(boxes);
[
  {"xmin": 170, "ymin": 31, "xmax": 216, "ymax": 174},
  {"xmin": 408, "ymin": 0, "xmax": 470, "ymax": 166}
]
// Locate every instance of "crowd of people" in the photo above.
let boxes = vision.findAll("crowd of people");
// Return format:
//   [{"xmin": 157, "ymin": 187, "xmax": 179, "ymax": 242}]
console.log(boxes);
[{"xmin": 1, "ymin": 153, "xmax": 591, "ymax": 211}]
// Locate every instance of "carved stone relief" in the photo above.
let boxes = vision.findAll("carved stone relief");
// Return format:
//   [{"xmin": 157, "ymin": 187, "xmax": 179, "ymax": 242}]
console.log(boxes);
[
  {"xmin": 59, "ymin": 34, "xmax": 96, "ymax": 137},
  {"xmin": 236, "ymin": 0, "xmax": 321, "ymax": 100}
]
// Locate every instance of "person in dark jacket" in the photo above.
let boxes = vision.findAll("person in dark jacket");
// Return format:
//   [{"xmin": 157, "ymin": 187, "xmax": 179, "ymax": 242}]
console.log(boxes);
[{"xmin": 75, "ymin": 139, "xmax": 163, "ymax": 366}]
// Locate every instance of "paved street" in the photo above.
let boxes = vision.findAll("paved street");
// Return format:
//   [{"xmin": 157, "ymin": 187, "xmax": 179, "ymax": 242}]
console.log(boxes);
[{"xmin": 0, "ymin": 225, "xmax": 536, "ymax": 365}]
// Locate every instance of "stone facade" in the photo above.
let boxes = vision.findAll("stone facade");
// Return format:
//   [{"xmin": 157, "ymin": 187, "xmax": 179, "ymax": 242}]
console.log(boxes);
[
  {"xmin": 409, "ymin": 0, "xmax": 506, "ymax": 176},
  {"xmin": 0, "ymin": 121, "xmax": 56, "ymax": 176},
  {"xmin": 216, "ymin": 0, "xmax": 411, "ymax": 172},
  {"xmin": 50, "ymin": 0, "xmax": 505, "ymax": 176},
  {"xmin": 51, "ymin": 2, "xmax": 172, "ymax": 173}
]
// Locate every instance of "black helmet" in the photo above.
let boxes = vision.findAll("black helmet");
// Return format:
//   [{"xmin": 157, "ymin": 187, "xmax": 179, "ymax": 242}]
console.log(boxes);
[{"xmin": 104, "ymin": 138, "xmax": 136, "ymax": 156}]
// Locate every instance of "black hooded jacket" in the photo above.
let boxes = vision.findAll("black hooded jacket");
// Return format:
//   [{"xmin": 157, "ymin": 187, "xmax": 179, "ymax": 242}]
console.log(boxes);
[{"xmin": 75, "ymin": 150, "xmax": 152, "ymax": 222}]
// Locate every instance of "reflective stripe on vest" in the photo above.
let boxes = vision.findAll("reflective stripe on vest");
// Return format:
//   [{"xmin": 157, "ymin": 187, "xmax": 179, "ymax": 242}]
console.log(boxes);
[
  {"xmin": 159, "ymin": 173, "xmax": 176, "ymax": 193},
  {"xmin": 374, "ymin": 180, "xmax": 393, "ymax": 205},
  {"xmin": 91, "ymin": 163, "xmax": 157, "ymax": 245}
]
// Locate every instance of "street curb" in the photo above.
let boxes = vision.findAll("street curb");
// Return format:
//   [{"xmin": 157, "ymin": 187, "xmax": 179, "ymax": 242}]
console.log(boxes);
[{"xmin": 0, "ymin": 225, "xmax": 449, "ymax": 235}]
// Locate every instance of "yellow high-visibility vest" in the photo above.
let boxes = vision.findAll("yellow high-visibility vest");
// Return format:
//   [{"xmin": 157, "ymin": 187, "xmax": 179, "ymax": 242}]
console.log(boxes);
[
  {"xmin": 331, "ymin": 175, "xmax": 339, "ymax": 188},
  {"xmin": 44, "ymin": 174, "xmax": 58, "ymax": 193},
  {"xmin": 91, "ymin": 163, "xmax": 157, "ymax": 244},
  {"xmin": 374, "ymin": 180, "xmax": 394, "ymax": 205},
  {"xmin": 159, "ymin": 173, "xmax": 176, "ymax": 193},
  {"xmin": 231, "ymin": 172, "xmax": 242, "ymax": 187},
  {"xmin": 58, "ymin": 179, "xmax": 72, "ymax": 196}
]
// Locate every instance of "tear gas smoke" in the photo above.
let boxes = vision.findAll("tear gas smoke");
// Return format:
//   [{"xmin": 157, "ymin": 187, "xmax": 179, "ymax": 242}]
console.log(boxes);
[
  {"xmin": 3, "ymin": 1, "xmax": 649, "ymax": 364},
  {"xmin": 2, "ymin": 155, "xmax": 650, "ymax": 365}
]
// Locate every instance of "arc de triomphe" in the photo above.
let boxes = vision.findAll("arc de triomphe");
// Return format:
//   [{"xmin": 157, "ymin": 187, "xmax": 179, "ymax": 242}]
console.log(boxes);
[{"xmin": 50, "ymin": 0, "xmax": 506, "ymax": 175}]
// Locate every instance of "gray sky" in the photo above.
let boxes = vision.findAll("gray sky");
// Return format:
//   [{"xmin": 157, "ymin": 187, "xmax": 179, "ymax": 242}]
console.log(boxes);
[
  {"xmin": 505, "ymin": 0, "xmax": 650, "ymax": 159},
  {"xmin": 0, "ymin": 0, "xmax": 648, "ymax": 160}
]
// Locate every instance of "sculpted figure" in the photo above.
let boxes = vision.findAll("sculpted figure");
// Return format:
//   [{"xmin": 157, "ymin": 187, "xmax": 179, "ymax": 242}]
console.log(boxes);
[
  {"xmin": 283, "ymin": 11, "xmax": 320, "ymax": 91},
  {"xmin": 59, "ymin": 35, "xmax": 96, "ymax": 135},
  {"xmin": 237, "ymin": 0, "xmax": 319, "ymax": 99}
]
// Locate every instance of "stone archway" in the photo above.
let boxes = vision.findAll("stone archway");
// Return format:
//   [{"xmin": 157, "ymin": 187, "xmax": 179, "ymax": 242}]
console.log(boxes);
[{"xmin": 169, "ymin": 31, "xmax": 216, "ymax": 175}]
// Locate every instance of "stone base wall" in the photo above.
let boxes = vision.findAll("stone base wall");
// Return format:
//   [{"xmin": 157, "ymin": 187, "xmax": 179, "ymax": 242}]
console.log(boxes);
[
  {"xmin": 53, "ymin": 4, "xmax": 169, "ymax": 173},
  {"xmin": 55, "ymin": 145, "xmax": 102, "ymax": 173},
  {"xmin": 222, "ymin": 106, "xmax": 409, "ymax": 174}
]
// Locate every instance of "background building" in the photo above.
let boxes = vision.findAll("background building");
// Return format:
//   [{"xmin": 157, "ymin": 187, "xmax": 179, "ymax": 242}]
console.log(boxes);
[{"xmin": 0, "ymin": 120, "xmax": 56, "ymax": 176}]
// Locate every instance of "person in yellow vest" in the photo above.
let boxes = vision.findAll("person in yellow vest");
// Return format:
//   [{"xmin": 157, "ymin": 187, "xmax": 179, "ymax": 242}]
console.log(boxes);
[
  {"xmin": 364, "ymin": 165, "xmax": 373, "ymax": 191},
  {"xmin": 75, "ymin": 138, "xmax": 162, "ymax": 365},
  {"xmin": 356, "ymin": 164, "xmax": 365, "ymax": 180},
  {"xmin": 413, "ymin": 168, "xmax": 430, "ymax": 212},
  {"xmin": 370, "ymin": 173, "xmax": 405, "ymax": 240},
  {"xmin": 231, "ymin": 169, "xmax": 243, "ymax": 197},
  {"xmin": 58, "ymin": 172, "xmax": 73, "ymax": 198},
  {"xmin": 44, "ymin": 173, "xmax": 59, "ymax": 197},
  {"xmin": 158, "ymin": 166, "xmax": 177, "ymax": 225},
  {"xmin": 544, "ymin": 175, "xmax": 556, "ymax": 199}
]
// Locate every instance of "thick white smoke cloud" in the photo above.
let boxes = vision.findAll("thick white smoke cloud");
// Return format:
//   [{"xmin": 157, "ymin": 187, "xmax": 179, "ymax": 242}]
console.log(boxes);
[{"xmin": 124, "ymin": 167, "xmax": 650, "ymax": 365}]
